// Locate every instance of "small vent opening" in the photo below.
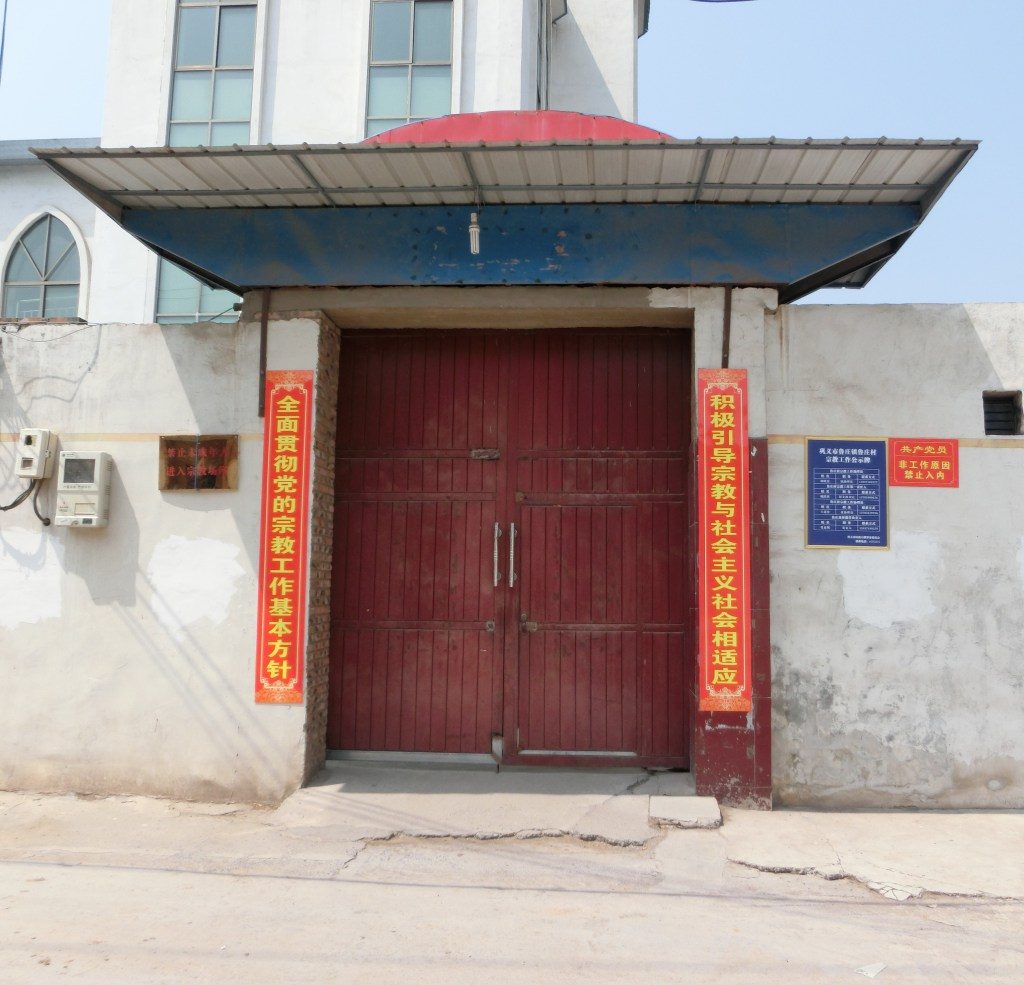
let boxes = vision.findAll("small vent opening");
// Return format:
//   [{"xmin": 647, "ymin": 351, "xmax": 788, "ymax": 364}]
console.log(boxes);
[{"xmin": 983, "ymin": 391, "xmax": 1023, "ymax": 436}]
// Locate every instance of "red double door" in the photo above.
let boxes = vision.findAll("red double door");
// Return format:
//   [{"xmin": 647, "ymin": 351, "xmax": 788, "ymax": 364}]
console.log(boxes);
[{"xmin": 328, "ymin": 330, "xmax": 691, "ymax": 767}]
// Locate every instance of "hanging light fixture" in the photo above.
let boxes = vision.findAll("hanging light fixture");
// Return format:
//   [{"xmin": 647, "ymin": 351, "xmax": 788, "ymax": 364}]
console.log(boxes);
[{"xmin": 469, "ymin": 212, "xmax": 481, "ymax": 255}]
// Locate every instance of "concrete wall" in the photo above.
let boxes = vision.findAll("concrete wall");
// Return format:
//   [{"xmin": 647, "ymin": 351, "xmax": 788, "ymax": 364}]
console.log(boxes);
[
  {"xmin": 5, "ymin": 290, "xmax": 1022, "ymax": 809},
  {"xmin": 0, "ymin": 315, "xmax": 333, "ymax": 802},
  {"xmin": 768, "ymin": 303, "xmax": 1024, "ymax": 808}
]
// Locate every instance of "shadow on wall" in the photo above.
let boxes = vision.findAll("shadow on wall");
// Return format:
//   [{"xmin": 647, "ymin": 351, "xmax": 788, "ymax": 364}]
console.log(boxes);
[
  {"xmin": 2, "ymin": 322, "xmax": 298, "ymax": 802},
  {"xmin": 107, "ymin": 561, "xmax": 294, "ymax": 802},
  {"xmin": 0, "ymin": 324, "xmax": 103, "ymax": 498},
  {"xmin": 57, "ymin": 457, "xmax": 139, "ymax": 606},
  {"xmin": 157, "ymin": 322, "xmax": 262, "ymax": 570},
  {"xmin": 0, "ymin": 324, "xmax": 102, "ymax": 416},
  {"xmin": 461, "ymin": 2, "xmax": 478, "ymax": 113},
  {"xmin": 548, "ymin": 10, "xmax": 621, "ymax": 118}
]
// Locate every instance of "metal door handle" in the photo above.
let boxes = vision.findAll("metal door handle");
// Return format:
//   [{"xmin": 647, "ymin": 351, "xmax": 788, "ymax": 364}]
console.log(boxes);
[
  {"xmin": 509, "ymin": 522, "xmax": 517, "ymax": 588},
  {"xmin": 520, "ymin": 614, "xmax": 538, "ymax": 633},
  {"xmin": 493, "ymin": 522, "xmax": 502, "ymax": 588}
]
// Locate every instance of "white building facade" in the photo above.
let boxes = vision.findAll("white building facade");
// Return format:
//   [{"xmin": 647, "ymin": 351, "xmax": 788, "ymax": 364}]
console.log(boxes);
[{"xmin": 2, "ymin": 0, "xmax": 646, "ymax": 326}]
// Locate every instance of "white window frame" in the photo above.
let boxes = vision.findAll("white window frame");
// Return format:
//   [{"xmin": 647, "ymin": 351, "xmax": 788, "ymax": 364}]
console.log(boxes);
[
  {"xmin": 364, "ymin": 0, "xmax": 462, "ymax": 137},
  {"xmin": 165, "ymin": 0, "xmax": 262, "ymax": 148}
]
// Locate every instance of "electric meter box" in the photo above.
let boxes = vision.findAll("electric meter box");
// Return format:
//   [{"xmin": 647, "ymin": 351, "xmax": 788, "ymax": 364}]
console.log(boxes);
[
  {"xmin": 16, "ymin": 428, "xmax": 57, "ymax": 480},
  {"xmin": 54, "ymin": 452, "xmax": 113, "ymax": 527}
]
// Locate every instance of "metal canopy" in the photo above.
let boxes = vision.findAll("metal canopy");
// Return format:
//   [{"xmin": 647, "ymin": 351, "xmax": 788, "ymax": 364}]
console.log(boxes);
[
  {"xmin": 32, "ymin": 133, "xmax": 977, "ymax": 299},
  {"xmin": 34, "ymin": 137, "xmax": 975, "ymax": 214}
]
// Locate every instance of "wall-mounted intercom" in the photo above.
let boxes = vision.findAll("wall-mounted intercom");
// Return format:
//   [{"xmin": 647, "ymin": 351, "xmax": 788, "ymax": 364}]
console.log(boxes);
[
  {"xmin": 54, "ymin": 451, "xmax": 113, "ymax": 527},
  {"xmin": 16, "ymin": 428, "xmax": 57, "ymax": 480}
]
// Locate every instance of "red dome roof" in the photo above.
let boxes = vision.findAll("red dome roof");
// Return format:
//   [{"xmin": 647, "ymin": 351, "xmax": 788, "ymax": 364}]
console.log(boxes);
[{"xmin": 364, "ymin": 110, "xmax": 672, "ymax": 145}]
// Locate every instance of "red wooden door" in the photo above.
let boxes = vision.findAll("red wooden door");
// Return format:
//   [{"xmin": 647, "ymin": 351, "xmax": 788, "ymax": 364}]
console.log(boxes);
[
  {"xmin": 504, "ymin": 332, "xmax": 691, "ymax": 766},
  {"xmin": 328, "ymin": 330, "xmax": 691, "ymax": 766},
  {"xmin": 328, "ymin": 333, "xmax": 506, "ymax": 753}
]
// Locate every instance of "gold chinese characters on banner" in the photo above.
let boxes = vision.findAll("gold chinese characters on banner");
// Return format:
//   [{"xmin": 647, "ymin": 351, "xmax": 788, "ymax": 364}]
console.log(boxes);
[
  {"xmin": 255, "ymin": 371, "xmax": 313, "ymax": 704},
  {"xmin": 697, "ymin": 369, "xmax": 752, "ymax": 713}
]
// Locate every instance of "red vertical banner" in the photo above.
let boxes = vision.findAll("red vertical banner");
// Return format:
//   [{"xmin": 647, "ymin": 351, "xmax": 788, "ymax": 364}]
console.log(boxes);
[
  {"xmin": 698, "ymin": 369, "xmax": 752, "ymax": 713},
  {"xmin": 255, "ymin": 370, "xmax": 313, "ymax": 704}
]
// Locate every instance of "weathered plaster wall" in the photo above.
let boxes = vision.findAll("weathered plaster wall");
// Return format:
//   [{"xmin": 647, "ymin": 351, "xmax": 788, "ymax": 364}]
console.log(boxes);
[
  {"xmin": 0, "ymin": 315, "xmax": 331, "ymax": 802},
  {"xmin": 768, "ymin": 303, "xmax": 1024, "ymax": 808}
]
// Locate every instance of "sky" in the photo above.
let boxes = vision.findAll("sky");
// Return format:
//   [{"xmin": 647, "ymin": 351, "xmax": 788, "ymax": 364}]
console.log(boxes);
[{"xmin": 0, "ymin": 0, "xmax": 1021, "ymax": 304}]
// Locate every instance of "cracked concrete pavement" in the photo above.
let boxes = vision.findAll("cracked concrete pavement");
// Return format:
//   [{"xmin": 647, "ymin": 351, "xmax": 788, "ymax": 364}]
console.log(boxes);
[{"xmin": 1, "ymin": 765, "xmax": 1022, "ymax": 982}]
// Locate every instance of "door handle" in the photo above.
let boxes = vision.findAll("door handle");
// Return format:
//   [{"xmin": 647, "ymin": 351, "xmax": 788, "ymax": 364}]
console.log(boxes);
[
  {"xmin": 493, "ymin": 522, "xmax": 502, "ymax": 588},
  {"xmin": 508, "ymin": 521, "xmax": 517, "ymax": 588}
]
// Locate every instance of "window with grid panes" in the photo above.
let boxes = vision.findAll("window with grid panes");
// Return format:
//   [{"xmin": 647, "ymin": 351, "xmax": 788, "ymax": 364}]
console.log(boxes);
[
  {"xmin": 2, "ymin": 215, "xmax": 80, "ymax": 319},
  {"xmin": 159, "ymin": 1, "xmax": 253, "ymax": 321},
  {"xmin": 168, "ymin": 0, "xmax": 257, "ymax": 147},
  {"xmin": 366, "ymin": 0, "xmax": 453, "ymax": 137}
]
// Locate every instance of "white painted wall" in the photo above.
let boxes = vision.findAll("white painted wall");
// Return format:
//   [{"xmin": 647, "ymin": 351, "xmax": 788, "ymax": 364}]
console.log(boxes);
[
  {"xmin": 0, "ymin": 317, "xmax": 324, "ymax": 802},
  {"xmin": 767, "ymin": 303, "xmax": 1024, "ymax": 808},
  {"xmin": 548, "ymin": 0, "xmax": 639, "ymax": 120},
  {"xmin": 259, "ymin": 0, "xmax": 369, "ymax": 143},
  {"xmin": 0, "ymin": 166, "xmax": 96, "ymax": 261},
  {"xmin": 462, "ymin": 0, "xmax": 531, "ymax": 114},
  {"xmin": 102, "ymin": 0, "xmax": 642, "ymax": 146}
]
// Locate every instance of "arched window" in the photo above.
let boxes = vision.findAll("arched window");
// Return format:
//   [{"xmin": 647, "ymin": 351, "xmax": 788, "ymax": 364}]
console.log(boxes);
[{"xmin": 2, "ymin": 215, "xmax": 81, "ymax": 319}]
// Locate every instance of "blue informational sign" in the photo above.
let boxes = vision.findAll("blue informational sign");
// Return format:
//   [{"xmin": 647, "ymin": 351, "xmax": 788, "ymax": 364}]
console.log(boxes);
[{"xmin": 806, "ymin": 439, "xmax": 888, "ymax": 549}]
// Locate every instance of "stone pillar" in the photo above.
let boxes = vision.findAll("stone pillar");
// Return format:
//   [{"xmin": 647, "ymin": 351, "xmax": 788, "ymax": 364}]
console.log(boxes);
[
  {"xmin": 302, "ymin": 314, "xmax": 340, "ymax": 782},
  {"xmin": 690, "ymin": 288, "xmax": 775, "ymax": 809}
]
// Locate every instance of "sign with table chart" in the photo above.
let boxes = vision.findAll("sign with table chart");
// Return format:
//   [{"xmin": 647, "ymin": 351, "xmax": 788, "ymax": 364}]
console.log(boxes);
[{"xmin": 806, "ymin": 439, "xmax": 888, "ymax": 549}]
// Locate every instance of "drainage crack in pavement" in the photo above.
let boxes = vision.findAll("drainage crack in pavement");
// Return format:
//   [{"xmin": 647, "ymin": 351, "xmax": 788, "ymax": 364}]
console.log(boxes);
[
  {"xmin": 344, "ymin": 825, "xmax": 657, "ymax": 855},
  {"xmin": 725, "ymin": 857, "xmax": 1024, "ymax": 903}
]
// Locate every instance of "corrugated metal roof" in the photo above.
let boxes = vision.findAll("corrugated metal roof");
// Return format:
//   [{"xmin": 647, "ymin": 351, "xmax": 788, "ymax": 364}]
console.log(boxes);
[{"xmin": 33, "ymin": 137, "xmax": 977, "ymax": 216}]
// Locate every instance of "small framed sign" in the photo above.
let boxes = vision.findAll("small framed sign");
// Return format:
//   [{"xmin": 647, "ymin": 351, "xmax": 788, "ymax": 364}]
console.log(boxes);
[
  {"xmin": 806, "ymin": 438, "xmax": 888, "ymax": 549},
  {"xmin": 159, "ymin": 435, "xmax": 239, "ymax": 491},
  {"xmin": 888, "ymin": 438, "xmax": 959, "ymax": 488}
]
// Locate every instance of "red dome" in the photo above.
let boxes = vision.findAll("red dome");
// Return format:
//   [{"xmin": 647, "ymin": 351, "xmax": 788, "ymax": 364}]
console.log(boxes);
[{"xmin": 363, "ymin": 110, "xmax": 673, "ymax": 145}]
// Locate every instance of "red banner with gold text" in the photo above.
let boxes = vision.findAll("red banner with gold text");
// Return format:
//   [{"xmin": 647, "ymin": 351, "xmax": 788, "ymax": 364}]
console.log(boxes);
[
  {"xmin": 698, "ymin": 369, "xmax": 752, "ymax": 713},
  {"xmin": 255, "ymin": 371, "xmax": 313, "ymax": 704}
]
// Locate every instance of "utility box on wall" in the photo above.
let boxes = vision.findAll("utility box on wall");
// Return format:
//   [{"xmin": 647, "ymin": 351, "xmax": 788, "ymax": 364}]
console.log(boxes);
[
  {"xmin": 54, "ymin": 451, "xmax": 113, "ymax": 527},
  {"xmin": 15, "ymin": 429, "xmax": 57, "ymax": 480}
]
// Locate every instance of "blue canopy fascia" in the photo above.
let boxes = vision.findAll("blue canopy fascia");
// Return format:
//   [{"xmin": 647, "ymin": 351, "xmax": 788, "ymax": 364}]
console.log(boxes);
[{"xmin": 123, "ymin": 202, "xmax": 920, "ymax": 303}]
